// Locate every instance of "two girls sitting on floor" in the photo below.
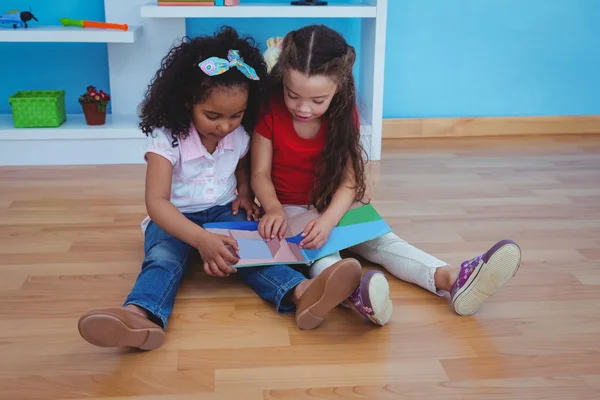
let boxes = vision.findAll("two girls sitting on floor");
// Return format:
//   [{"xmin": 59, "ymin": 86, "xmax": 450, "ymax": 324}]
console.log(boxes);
[{"xmin": 78, "ymin": 25, "xmax": 521, "ymax": 351}]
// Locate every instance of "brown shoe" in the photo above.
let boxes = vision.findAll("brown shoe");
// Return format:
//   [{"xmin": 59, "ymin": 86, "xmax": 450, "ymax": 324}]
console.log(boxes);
[
  {"xmin": 296, "ymin": 258, "xmax": 362, "ymax": 330},
  {"xmin": 78, "ymin": 307, "xmax": 165, "ymax": 350}
]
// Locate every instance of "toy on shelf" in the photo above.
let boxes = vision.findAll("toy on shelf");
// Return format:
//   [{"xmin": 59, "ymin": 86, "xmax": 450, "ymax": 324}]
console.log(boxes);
[
  {"xmin": 264, "ymin": 36, "xmax": 283, "ymax": 73},
  {"xmin": 8, "ymin": 90, "xmax": 66, "ymax": 128},
  {"xmin": 291, "ymin": 0, "xmax": 328, "ymax": 5},
  {"xmin": 79, "ymin": 86, "xmax": 110, "ymax": 126},
  {"xmin": 0, "ymin": 8, "xmax": 38, "ymax": 29},
  {"xmin": 60, "ymin": 18, "xmax": 128, "ymax": 31}
]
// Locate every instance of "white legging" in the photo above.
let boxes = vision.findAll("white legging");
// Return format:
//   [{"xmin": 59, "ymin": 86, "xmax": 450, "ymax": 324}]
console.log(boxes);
[{"xmin": 283, "ymin": 205, "xmax": 448, "ymax": 295}]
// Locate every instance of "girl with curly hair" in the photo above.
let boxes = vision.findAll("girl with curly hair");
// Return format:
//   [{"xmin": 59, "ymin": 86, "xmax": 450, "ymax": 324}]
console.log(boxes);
[
  {"xmin": 252, "ymin": 25, "xmax": 522, "ymax": 328},
  {"xmin": 78, "ymin": 27, "xmax": 362, "ymax": 350}
]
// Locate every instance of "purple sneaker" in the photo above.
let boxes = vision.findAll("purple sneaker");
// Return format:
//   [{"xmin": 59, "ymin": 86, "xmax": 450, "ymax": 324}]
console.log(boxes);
[
  {"xmin": 451, "ymin": 240, "xmax": 521, "ymax": 316},
  {"xmin": 346, "ymin": 270, "xmax": 393, "ymax": 326}
]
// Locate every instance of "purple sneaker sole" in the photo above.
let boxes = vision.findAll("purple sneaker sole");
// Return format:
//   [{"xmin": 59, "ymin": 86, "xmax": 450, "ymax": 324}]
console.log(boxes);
[
  {"xmin": 452, "ymin": 240, "xmax": 521, "ymax": 316},
  {"xmin": 347, "ymin": 270, "xmax": 393, "ymax": 326}
]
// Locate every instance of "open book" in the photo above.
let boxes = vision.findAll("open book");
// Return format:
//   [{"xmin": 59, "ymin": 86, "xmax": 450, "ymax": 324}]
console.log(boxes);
[{"xmin": 203, "ymin": 203, "xmax": 391, "ymax": 267}]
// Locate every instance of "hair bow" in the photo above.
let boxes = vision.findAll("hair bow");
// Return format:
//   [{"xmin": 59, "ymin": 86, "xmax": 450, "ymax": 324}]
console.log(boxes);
[{"xmin": 198, "ymin": 49, "xmax": 259, "ymax": 81}]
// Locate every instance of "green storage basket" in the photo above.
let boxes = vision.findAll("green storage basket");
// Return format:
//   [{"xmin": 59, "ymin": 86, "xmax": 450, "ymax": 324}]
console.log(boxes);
[{"xmin": 8, "ymin": 90, "xmax": 67, "ymax": 128}]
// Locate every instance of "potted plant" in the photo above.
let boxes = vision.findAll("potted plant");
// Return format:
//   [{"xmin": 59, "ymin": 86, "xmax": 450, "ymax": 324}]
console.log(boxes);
[{"xmin": 79, "ymin": 85, "xmax": 110, "ymax": 125}]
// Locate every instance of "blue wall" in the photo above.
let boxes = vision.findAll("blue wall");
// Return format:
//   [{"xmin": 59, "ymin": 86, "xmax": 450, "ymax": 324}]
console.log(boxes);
[
  {"xmin": 0, "ymin": 0, "xmax": 110, "ymax": 114},
  {"xmin": 384, "ymin": 0, "xmax": 600, "ymax": 117},
  {"xmin": 1, "ymin": 0, "xmax": 599, "ymax": 118}
]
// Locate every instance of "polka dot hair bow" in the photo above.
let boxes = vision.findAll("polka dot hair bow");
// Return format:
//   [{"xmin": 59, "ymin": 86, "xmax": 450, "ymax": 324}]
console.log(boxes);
[{"xmin": 198, "ymin": 49, "xmax": 259, "ymax": 81}]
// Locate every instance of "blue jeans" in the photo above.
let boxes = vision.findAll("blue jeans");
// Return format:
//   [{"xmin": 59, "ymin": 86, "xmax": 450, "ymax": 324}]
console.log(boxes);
[{"xmin": 124, "ymin": 203, "xmax": 306, "ymax": 328}]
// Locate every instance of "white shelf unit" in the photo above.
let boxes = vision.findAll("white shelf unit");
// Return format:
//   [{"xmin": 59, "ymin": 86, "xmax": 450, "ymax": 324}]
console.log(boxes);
[
  {"xmin": 140, "ymin": 3, "xmax": 377, "ymax": 18},
  {"xmin": 0, "ymin": 114, "xmax": 139, "ymax": 140},
  {"xmin": 0, "ymin": 25, "xmax": 143, "ymax": 43},
  {"xmin": 0, "ymin": 114, "xmax": 141, "ymax": 165},
  {"xmin": 0, "ymin": 0, "xmax": 387, "ymax": 166}
]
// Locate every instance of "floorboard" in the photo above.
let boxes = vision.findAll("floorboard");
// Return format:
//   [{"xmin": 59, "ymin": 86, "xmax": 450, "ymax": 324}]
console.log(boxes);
[{"xmin": 1, "ymin": 135, "xmax": 600, "ymax": 399}]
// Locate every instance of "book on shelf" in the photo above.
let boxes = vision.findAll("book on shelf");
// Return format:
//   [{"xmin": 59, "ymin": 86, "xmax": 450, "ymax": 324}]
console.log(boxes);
[{"xmin": 157, "ymin": 0, "xmax": 239, "ymax": 5}]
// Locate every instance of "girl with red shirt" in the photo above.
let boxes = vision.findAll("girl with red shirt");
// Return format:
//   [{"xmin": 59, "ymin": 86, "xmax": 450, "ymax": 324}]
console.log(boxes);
[{"xmin": 252, "ymin": 25, "xmax": 522, "ymax": 327}]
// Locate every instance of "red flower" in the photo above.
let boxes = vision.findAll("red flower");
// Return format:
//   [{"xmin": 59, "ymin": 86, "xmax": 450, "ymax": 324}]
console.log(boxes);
[{"xmin": 80, "ymin": 85, "xmax": 110, "ymax": 105}]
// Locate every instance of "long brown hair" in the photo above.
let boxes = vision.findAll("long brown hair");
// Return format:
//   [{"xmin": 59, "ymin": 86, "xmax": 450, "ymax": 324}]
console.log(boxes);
[{"xmin": 268, "ymin": 24, "xmax": 367, "ymax": 212}]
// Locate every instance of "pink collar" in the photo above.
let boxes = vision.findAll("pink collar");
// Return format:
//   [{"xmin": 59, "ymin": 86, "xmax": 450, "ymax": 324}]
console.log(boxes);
[{"xmin": 180, "ymin": 122, "xmax": 235, "ymax": 162}]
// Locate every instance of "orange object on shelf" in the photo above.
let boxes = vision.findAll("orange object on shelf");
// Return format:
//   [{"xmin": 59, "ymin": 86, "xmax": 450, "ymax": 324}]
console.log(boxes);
[
  {"xmin": 83, "ymin": 20, "xmax": 128, "ymax": 30},
  {"xmin": 59, "ymin": 18, "xmax": 128, "ymax": 31}
]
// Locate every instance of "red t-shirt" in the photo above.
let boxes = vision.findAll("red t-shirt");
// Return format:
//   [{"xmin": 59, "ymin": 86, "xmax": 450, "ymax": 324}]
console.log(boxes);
[{"xmin": 255, "ymin": 95, "xmax": 326, "ymax": 205}]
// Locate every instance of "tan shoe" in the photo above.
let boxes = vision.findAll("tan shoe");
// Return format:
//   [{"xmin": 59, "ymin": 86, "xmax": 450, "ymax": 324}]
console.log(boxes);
[
  {"xmin": 296, "ymin": 258, "xmax": 362, "ymax": 330},
  {"xmin": 78, "ymin": 307, "xmax": 165, "ymax": 350}
]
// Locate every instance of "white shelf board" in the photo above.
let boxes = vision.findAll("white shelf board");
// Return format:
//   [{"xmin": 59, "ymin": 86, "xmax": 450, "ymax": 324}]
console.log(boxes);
[
  {"xmin": 140, "ymin": 3, "xmax": 376, "ymax": 19},
  {"xmin": 0, "ymin": 114, "xmax": 140, "ymax": 140},
  {"xmin": 0, "ymin": 112, "xmax": 373, "ymax": 165},
  {"xmin": 0, "ymin": 25, "xmax": 143, "ymax": 43},
  {"xmin": 0, "ymin": 113, "xmax": 371, "ymax": 142}
]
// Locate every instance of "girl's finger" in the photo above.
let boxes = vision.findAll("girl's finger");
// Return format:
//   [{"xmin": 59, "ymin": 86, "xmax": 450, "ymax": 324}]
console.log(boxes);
[
  {"xmin": 258, "ymin": 219, "xmax": 266, "ymax": 239},
  {"xmin": 278, "ymin": 219, "xmax": 288, "ymax": 239},
  {"xmin": 271, "ymin": 219, "xmax": 282, "ymax": 239},
  {"xmin": 221, "ymin": 245, "xmax": 240, "ymax": 266},
  {"xmin": 240, "ymin": 203, "xmax": 252, "ymax": 221},
  {"xmin": 208, "ymin": 261, "xmax": 221, "ymax": 276},
  {"xmin": 210, "ymin": 259, "xmax": 227, "ymax": 277},
  {"xmin": 302, "ymin": 220, "xmax": 316, "ymax": 237},
  {"xmin": 252, "ymin": 205, "xmax": 261, "ymax": 221},
  {"xmin": 264, "ymin": 218, "xmax": 275, "ymax": 240},
  {"xmin": 221, "ymin": 235, "xmax": 239, "ymax": 251},
  {"xmin": 217, "ymin": 252, "xmax": 237, "ymax": 275},
  {"xmin": 301, "ymin": 229, "xmax": 320, "ymax": 248}
]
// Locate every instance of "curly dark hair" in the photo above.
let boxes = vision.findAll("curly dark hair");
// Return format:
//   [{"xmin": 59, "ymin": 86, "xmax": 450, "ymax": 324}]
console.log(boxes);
[
  {"xmin": 268, "ymin": 24, "xmax": 367, "ymax": 212},
  {"xmin": 139, "ymin": 26, "xmax": 268, "ymax": 146}
]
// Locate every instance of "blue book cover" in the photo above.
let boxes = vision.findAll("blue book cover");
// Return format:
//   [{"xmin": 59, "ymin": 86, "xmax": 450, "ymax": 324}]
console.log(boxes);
[{"xmin": 204, "ymin": 203, "xmax": 391, "ymax": 268}]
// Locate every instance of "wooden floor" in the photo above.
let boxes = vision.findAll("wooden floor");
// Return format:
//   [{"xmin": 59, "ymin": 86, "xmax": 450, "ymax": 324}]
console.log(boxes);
[{"xmin": 1, "ymin": 135, "xmax": 600, "ymax": 400}]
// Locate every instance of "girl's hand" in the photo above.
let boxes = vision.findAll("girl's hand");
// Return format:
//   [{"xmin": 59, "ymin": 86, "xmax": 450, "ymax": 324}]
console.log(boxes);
[
  {"xmin": 232, "ymin": 196, "xmax": 261, "ymax": 221},
  {"xmin": 300, "ymin": 216, "xmax": 336, "ymax": 250},
  {"xmin": 258, "ymin": 207, "xmax": 288, "ymax": 241},
  {"xmin": 197, "ymin": 233, "xmax": 240, "ymax": 277}
]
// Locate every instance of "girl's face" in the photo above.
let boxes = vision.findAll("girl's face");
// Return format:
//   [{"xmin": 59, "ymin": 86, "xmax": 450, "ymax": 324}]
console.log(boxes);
[
  {"xmin": 283, "ymin": 69, "xmax": 337, "ymax": 123},
  {"xmin": 192, "ymin": 86, "xmax": 248, "ymax": 142}
]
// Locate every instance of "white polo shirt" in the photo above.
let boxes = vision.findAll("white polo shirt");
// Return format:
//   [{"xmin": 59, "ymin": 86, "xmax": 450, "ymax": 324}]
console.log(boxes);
[{"xmin": 141, "ymin": 122, "xmax": 250, "ymax": 232}]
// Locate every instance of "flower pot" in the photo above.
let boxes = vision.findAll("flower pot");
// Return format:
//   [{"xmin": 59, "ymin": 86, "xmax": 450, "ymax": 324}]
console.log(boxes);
[{"xmin": 81, "ymin": 102, "xmax": 107, "ymax": 126}]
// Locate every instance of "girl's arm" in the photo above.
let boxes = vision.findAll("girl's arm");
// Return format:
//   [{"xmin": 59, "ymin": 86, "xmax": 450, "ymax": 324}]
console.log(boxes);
[
  {"xmin": 233, "ymin": 152, "xmax": 260, "ymax": 221},
  {"xmin": 235, "ymin": 152, "xmax": 252, "ymax": 199},
  {"xmin": 251, "ymin": 132, "xmax": 288, "ymax": 240},
  {"xmin": 145, "ymin": 153, "xmax": 239, "ymax": 276},
  {"xmin": 145, "ymin": 153, "xmax": 208, "ymax": 246},
  {"xmin": 300, "ymin": 161, "xmax": 357, "ymax": 249},
  {"xmin": 321, "ymin": 160, "xmax": 357, "ymax": 225}
]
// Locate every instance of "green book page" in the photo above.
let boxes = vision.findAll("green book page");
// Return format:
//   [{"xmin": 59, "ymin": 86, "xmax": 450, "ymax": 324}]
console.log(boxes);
[{"xmin": 336, "ymin": 204, "xmax": 382, "ymax": 227}]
